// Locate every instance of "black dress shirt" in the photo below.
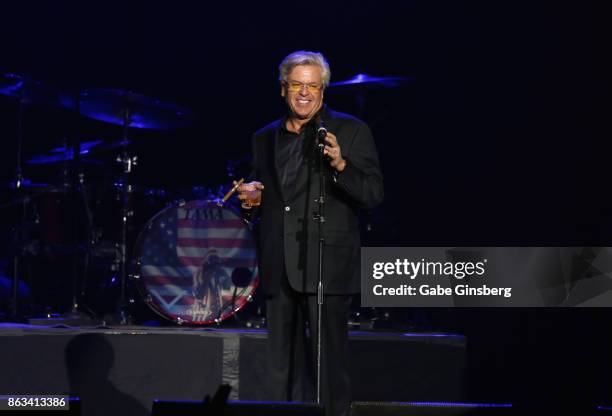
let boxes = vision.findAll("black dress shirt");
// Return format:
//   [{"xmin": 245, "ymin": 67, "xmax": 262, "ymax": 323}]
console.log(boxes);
[{"xmin": 276, "ymin": 121, "xmax": 310, "ymax": 200}]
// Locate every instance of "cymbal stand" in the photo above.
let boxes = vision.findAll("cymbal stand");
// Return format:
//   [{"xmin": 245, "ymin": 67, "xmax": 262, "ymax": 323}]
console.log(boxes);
[
  {"xmin": 115, "ymin": 107, "xmax": 137, "ymax": 324},
  {"xmin": 55, "ymin": 91, "xmax": 96, "ymax": 322},
  {"xmin": 9, "ymin": 88, "xmax": 28, "ymax": 320},
  {"xmin": 67, "ymin": 114, "xmax": 97, "ymax": 319},
  {"xmin": 63, "ymin": 140, "xmax": 88, "ymax": 319}
]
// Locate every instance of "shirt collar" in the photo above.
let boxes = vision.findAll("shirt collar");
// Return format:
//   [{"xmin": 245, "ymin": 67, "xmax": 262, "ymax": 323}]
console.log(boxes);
[{"xmin": 281, "ymin": 105, "xmax": 328, "ymax": 134}]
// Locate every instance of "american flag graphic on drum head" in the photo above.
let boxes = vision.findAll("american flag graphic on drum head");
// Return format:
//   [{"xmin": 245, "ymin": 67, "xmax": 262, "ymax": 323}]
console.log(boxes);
[{"xmin": 135, "ymin": 200, "xmax": 259, "ymax": 324}]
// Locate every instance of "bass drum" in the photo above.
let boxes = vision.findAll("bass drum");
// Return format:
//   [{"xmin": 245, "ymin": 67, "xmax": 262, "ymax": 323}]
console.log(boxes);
[{"xmin": 132, "ymin": 200, "xmax": 259, "ymax": 325}]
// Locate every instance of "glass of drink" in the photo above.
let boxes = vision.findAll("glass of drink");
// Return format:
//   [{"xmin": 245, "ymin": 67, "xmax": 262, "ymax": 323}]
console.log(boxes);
[{"xmin": 241, "ymin": 184, "xmax": 262, "ymax": 209}]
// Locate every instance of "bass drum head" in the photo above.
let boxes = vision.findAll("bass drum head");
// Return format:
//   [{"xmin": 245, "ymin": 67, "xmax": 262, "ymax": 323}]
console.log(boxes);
[{"xmin": 133, "ymin": 200, "xmax": 259, "ymax": 325}]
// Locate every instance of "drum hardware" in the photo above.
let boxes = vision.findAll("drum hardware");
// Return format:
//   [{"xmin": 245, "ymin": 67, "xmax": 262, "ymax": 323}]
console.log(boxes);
[
  {"xmin": 61, "ymin": 88, "xmax": 195, "ymax": 130},
  {"xmin": 72, "ymin": 171, "xmax": 99, "ymax": 319},
  {"xmin": 244, "ymin": 307, "xmax": 266, "ymax": 328},
  {"xmin": 15, "ymin": 137, "xmax": 108, "ymax": 318},
  {"xmin": 225, "ymin": 155, "xmax": 252, "ymax": 181},
  {"xmin": 2, "ymin": 73, "xmax": 43, "ymax": 320},
  {"xmin": 215, "ymin": 266, "xmax": 254, "ymax": 324},
  {"xmin": 329, "ymin": 73, "xmax": 412, "ymax": 89},
  {"xmin": 40, "ymin": 90, "xmax": 101, "ymax": 323},
  {"xmin": 1, "ymin": 73, "xmax": 64, "ymax": 108},
  {"xmin": 3, "ymin": 79, "xmax": 205, "ymax": 322},
  {"xmin": 43, "ymin": 91, "xmax": 93, "ymax": 323},
  {"xmin": 1, "ymin": 73, "xmax": 59, "ymax": 319},
  {"xmin": 186, "ymin": 185, "xmax": 230, "ymax": 206},
  {"xmin": 25, "ymin": 138, "xmax": 123, "ymax": 166},
  {"xmin": 1, "ymin": 179, "xmax": 57, "ymax": 196},
  {"xmin": 60, "ymin": 87, "xmax": 195, "ymax": 323},
  {"xmin": 6, "ymin": 78, "xmax": 27, "ymax": 319},
  {"xmin": 349, "ymin": 307, "xmax": 393, "ymax": 330},
  {"xmin": 115, "ymin": 108, "xmax": 137, "ymax": 324}
]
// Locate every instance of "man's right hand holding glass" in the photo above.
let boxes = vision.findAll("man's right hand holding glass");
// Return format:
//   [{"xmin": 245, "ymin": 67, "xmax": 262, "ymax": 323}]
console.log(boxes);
[{"xmin": 237, "ymin": 181, "xmax": 264, "ymax": 209}]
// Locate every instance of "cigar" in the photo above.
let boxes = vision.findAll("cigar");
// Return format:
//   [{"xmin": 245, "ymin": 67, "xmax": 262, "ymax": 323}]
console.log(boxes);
[{"xmin": 217, "ymin": 178, "xmax": 245, "ymax": 206}]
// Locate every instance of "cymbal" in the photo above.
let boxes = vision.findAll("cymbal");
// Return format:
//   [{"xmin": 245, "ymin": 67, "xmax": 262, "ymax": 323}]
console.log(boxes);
[
  {"xmin": 48, "ymin": 139, "xmax": 104, "ymax": 154},
  {"xmin": 329, "ymin": 73, "xmax": 412, "ymax": 89},
  {"xmin": 26, "ymin": 139, "xmax": 128, "ymax": 165},
  {"xmin": 0, "ymin": 73, "xmax": 62, "ymax": 107},
  {"xmin": 0, "ymin": 73, "xmax": 22, "ymax": 95},
  {"xmin": 2, "ymin": 177, "xmax": 52, "ymax": 190},
  {"xmin": 62, "ymin": 88, "xmax": 194, "ymax": 130}
]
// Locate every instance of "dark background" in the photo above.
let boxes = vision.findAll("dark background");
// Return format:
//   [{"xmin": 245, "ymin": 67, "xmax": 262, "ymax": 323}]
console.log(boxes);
[
  {"xmin": 1, "ymin": 0, "xmax": 611, "ymax": 408},
  {"xmin": 1, "ymin": 1, "xmax": 609, "ymax": 245}
]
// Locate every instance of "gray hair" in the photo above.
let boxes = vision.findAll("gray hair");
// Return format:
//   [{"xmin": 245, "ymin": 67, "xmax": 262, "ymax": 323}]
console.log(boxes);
[{"xmin": 278, "ymin": 50, "xmax": 331, "ymax": 88}]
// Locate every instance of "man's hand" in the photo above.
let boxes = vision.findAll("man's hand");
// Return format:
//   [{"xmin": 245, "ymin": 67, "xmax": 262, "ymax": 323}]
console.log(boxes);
[
  {"xmin": 237, "ymin": 181, "xmax": 264, "ymax": 208},
  {"xmin": 322, "ymin": 131, "xmax": 346, "ymax": 172}
]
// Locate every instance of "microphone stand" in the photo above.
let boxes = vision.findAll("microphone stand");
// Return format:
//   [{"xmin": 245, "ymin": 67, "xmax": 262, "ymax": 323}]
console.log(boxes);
[{"xmin": 313, "ymin": 125, "xmax": 327, "ymax": 405}]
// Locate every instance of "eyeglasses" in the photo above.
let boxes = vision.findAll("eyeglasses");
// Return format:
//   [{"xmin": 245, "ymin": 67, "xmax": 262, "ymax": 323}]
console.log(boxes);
[{"xmin": 284, "ymin": 81, "xmax": 323, "ymax": 93}]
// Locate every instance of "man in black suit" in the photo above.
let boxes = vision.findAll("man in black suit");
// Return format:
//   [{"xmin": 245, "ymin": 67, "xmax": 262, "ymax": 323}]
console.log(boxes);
[{"xmin": 238, "ymin": 50, "xmax": 383, "ymax": 416}]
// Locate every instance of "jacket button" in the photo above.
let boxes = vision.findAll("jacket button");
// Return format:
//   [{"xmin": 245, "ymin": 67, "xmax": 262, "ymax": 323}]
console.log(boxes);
[{"xmin": 284, "ymin": 206, "xmax": 291, "ymax": 212}]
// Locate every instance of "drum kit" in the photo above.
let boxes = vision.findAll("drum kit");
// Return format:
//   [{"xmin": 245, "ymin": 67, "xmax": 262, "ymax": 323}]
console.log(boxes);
[
  {"xmin": 0, "ymin": 71, "xmax": 410, "ymax": 327},
  {"xmin": 1, "ymin": 73, "xmax": 259, "ymax": 325}
]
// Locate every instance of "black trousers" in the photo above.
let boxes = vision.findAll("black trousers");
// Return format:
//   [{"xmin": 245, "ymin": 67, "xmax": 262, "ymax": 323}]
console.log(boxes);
[{"xmin": 265, "ymin": 274, "xmax": 352, "ymax": 416}]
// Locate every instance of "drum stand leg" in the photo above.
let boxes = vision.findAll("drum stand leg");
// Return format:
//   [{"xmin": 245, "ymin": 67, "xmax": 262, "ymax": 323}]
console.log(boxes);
[
  {"xmin": 10, "ymin": 209, "xmax": 25, "ymax": 320},
  {"xmin": 9, "ymin": 93, "xmax": 28, "ymax": 321},
  {"xmin": 119, "ymin": 184, "xmax": 130, "ymax": 324},
  {"xmin": 76, "ymin": 174, "xmax": 98, "ymax": 315},
  {"xmin": 46, "ymin": 138, "xmax": 100, "ymax": 325},
  {"xmin": 65, "ymin": 172, "xmax": 97, "ymax": 321}
]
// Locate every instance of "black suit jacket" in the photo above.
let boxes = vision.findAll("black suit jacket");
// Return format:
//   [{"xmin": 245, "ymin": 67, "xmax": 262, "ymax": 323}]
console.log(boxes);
[{"xmin": 251, "ymin": 107, "xmax": 383, "ymax": 295}]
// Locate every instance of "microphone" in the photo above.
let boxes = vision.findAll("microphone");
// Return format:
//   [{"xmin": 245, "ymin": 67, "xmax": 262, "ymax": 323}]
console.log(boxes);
[
  {"xmin": 317, "ymin": 127, "xmax": 327, "ymax": 147},
  {"xmin": 316, "ymin": 120, "xmax": 328, "ymax": 148}
]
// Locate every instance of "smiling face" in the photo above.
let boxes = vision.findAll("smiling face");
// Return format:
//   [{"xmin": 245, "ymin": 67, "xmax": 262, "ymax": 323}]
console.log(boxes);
[{"xmin": 281, "ymin": 64, "xmax": 324, "ymax": 122}]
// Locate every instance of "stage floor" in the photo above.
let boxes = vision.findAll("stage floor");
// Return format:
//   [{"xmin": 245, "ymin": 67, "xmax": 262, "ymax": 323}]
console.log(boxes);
[{"xmin": 0, "ymin": 323, "xmax": 466, "ymax": 415}]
